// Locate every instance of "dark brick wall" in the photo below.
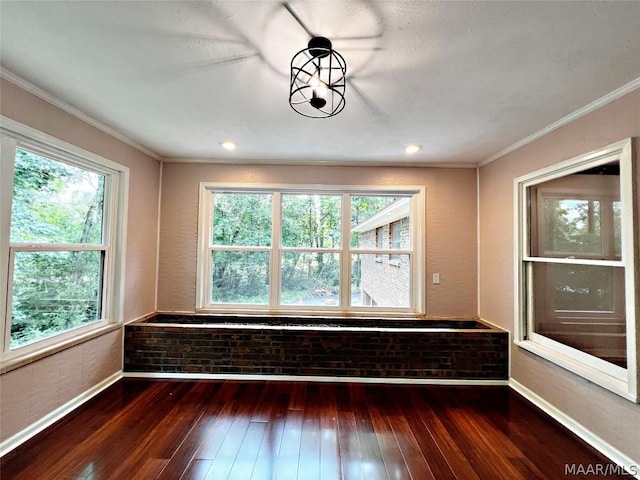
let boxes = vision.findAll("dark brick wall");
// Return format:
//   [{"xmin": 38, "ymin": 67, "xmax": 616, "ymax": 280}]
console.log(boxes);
[{"xmin": 124, "ymin": 315, "xmax": 508, "ymax": 380}]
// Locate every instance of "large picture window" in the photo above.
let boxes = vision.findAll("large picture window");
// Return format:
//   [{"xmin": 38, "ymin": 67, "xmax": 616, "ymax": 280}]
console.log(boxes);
[
  {"xmin": 197, "ymin": 185, "xmax": 424, "ymax": 314},
  {"xmin": 514, "ymin": 138, "xmax": 637, "ymax": 401},
  {"xmin": 1, "ymin": 119, "xmax": 128, "ymax": 362}
]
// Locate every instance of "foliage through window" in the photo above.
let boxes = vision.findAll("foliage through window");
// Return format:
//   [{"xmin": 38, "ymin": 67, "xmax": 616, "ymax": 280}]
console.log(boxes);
[
  {"xmin": 9, "ymin": 150, "xmax": 106, "ymax": 349},
  {"xmin": 1, "ymin": 123, "xmax": 127, "ymax": 360},
  {"xmin": 198, "ymin": 186, "xmax": 423, "ymax": 313}
]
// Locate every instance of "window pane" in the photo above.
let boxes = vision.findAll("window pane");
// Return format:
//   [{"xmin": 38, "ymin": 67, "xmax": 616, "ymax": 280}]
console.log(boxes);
[
  {"xmin": 211, "ymin": 251, "xmax": 269, "ymax": 304},
  {"xmin": 613, "ymin": 201, "xmax": 621, "ymax": 258},
  {"xmin": 11, "ymin": 250, "xmax": 104, "ymax": 349},
  {"xmin": 351, "ymin": 196, "xmax": 410, "ymax": 249},
  {"xmin": 542, "ymin": 198, "xmax": 602, "ymax": 255},
  {"xmin": 530, "ymin": 161, "xmax": 620, "ymax": 259},
  {"xmin": 352, "ymin": 254, "xmax": 410, "ymax": 307},
  {"xmin": 531, "ymin": 262, "xmax": 626, "ymax": 367},
  {"xmin": 281, "ymin": 252, "xmax": 340, "ymax": 306},
  {"xmin": 213, "ymin": 193, "xmax": 272, "ymax": 246},
  {"xmin": 11, "ymin": 149, "xmax": 105, "ymax": 244},
  {"xmin": 281, "ymin": 194, "xmax": 341, "ymax": 248}
]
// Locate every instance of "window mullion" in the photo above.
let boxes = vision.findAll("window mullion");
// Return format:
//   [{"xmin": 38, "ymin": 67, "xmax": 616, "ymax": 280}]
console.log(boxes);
[
  {"xmin": 351, "ymin": 248, "xmax": 412, "ymax": 256},
  {"xmin": 340, "ymin": 193, "xmax": 351, "ymax": 308},
  {"xmin": 9, "ymin": 243, "xmax": 107, "ymax": 252},
  {"xmin": 522, "ymin": 256, "xmax": 623, "ymax": 268},
  {"xmin": 281, "ymin": 247, "xmax": 342, "ymax": 253},
  {"xmin": 271, "ymin": 192, "xmax": 282, "ymax": 307},
  {"xmin": 210, "ymin": 245, "xmax": 272, "ymax": 252}
]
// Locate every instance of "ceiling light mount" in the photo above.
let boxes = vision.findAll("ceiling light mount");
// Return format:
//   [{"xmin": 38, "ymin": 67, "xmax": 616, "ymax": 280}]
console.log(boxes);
[{"xmin": 290, "ymin": 36, "xmax": 346, "ymax": 118}]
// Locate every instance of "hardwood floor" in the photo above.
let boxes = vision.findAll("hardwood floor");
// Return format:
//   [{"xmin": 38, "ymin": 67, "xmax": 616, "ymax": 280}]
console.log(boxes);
[{"xmin": 0, "ymin": 379, "xmax": 632, "ymax": 479}]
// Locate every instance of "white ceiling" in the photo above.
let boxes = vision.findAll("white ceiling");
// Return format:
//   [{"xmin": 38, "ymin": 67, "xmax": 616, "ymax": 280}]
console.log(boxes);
[{"xmin": 1, "ymin": 1, "xmax": 639, "ymax": 165}]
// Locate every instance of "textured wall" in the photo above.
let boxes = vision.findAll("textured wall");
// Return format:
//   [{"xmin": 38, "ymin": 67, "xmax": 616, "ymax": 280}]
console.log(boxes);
[
  {"xmin": 478, "ymin": 88, "xmax": 640, "ymax": 462},
  {"xmin": 157, "ymin": 164, "xmax": 478, "ymax": 317},
  {"xmin": 1, "ymin": 78, "xmax": 160, "ymax": 442},
  {"xmin": 0, "ymin": 330, "xmax": 122, "ymax": 442}
]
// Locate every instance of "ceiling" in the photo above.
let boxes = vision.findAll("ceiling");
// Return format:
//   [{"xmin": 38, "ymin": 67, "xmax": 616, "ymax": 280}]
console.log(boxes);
[{"xmin": 1, "ymin": 1, "xmax": 639, "ymax": 166}]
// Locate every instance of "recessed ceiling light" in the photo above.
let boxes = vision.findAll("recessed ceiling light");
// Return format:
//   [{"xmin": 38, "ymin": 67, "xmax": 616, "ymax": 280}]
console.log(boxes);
[
  {"xmin": 220, "ymin": 140, "xmax": 236, "ymax": 151},
  {"xmin": 405, "ymin": 144, "xmax": 422, "ymax": 155}
]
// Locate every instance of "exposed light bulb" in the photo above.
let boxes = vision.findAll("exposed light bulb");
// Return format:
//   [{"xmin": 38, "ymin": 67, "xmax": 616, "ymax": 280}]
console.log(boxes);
[
  {"xmin": 308, "ymin": 76, "xmax": 329, "ymax": 109},
  {"xmin": 309, "ymin": 76, "xmax": 328, "ymax": 97}
]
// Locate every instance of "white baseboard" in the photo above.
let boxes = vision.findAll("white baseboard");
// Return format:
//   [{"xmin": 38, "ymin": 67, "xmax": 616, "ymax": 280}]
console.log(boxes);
[
  {"xmin": 123, "ymin": 371, "xmax": 509, "ymax": 386},
  {"xmin": 0, "ymin": 371, "xmax": 123, "ymax": 457},
  {"xmin": 510, "ymin": 379, "xmax": 640, "ymax": 479}
]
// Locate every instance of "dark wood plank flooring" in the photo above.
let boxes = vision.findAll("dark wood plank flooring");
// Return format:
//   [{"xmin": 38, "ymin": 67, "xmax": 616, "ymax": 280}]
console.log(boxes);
[{"xmin": 0, "ymin": 379, "xmax": 632, "ymax": 479}]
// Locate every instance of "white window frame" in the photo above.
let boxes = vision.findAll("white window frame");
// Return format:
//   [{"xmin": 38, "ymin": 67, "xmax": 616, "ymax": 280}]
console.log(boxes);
[
  {"xmin": 0, "ymin": 117, "xmax": 128, "ymax": 364},
  {"xmin": 196, "ymin": 183, "xmax": 425, "ymax": 316},
  {"xmin": 514, "ymin": 138, "xmax": 637, "ymax": 402}
]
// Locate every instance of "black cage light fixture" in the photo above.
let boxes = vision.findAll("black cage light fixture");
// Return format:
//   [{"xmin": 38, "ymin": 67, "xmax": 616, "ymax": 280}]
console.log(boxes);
[{"xmin": 289, "ymin": 36, "xmax": 347, "ymax": 118}]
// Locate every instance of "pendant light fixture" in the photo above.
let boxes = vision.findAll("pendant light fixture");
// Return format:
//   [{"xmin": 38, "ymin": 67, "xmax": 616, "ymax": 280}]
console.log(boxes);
[{"xmin": 289, "ymin": 36, "xmax": 346, "ymax": 118}]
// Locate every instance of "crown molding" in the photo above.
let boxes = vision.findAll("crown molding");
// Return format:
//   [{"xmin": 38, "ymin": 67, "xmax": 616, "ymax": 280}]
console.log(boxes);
[
  {"xmin": 1, "ymin": 68, "xmax": 161, "ymax": 160},
  {"xmin": 479, "ymin": 76, "xmax": 640, "ymax": 167},
  {"xmin": 163, "ymin": 156, "xmax": 478, "ymax": 168}
]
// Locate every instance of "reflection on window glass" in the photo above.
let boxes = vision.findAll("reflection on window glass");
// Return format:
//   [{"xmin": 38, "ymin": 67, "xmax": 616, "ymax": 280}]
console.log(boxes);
[
  {"xmin": 352, "ymin": 254, "xmax": 410, "ymax": 307},
  {"xmin": 11, "ymin": 250, "xmax": 104, "ymax": 348},
  {"xmin": 211, "ymin": 251, "xmax": 269, "ymax": 304},
  {"xmin": 532, "ymin": 262, "xmax": 626, "ymax": 367},
  {"xmin": 213, "ymin": 193, "xmax": 272, "ymax": 246},
  {"xmin": 535, "ymin": 263, "xmax": 617, "ymax": 312},
  {"xmin": 11, "ymin": 149, "xmax": 105, "ymax": 244},
  {"xmin": 281, "ymin": 252, "xmax": 340, "ymax": 305},
  {"xmin": 281, "ymin": 194, "xmax": 341, "ymax": 248},
  {"xmin": 531, "ymin": 161, "xmax": 620, "ymax": 260}
]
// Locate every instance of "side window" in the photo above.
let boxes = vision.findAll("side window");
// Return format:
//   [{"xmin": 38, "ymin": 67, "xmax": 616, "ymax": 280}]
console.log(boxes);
[
  {"xmin": 9, "ymin": 149, "xmax": 107, "ymax": 349},
  {"xmin": 528, "ymin": 162, "xmax": 625, "ymax": 366},
  {"xmin": 1, "ymin": 123, "xmax": 128, "ymax": 362},
  {"xmin": 515, "ymin": 139, "xmax": 637, "ymax": 401}
]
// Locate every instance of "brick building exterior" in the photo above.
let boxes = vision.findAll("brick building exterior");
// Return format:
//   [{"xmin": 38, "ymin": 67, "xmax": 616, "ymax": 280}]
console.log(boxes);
[{"xmin": 353, "ymin": 199, "xmax": 411, "ymax": 307}]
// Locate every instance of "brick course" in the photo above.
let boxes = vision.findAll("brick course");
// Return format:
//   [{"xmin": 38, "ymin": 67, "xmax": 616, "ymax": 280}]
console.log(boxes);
[{"xmin": 124, "ymin": 315, "xmax": 508, "ymax": 380}]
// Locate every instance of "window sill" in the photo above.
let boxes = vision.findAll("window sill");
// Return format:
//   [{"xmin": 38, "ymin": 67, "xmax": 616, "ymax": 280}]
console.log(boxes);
[
  {"xmin": 0, "ymin": 323, "xmax": 122, "ymax": 375},
  {"xmin": 515, "ymin": 338, "xmax": 636, "ymax": 402},
  {"xmin": 193, "ymin": 307, "xmax": 424, "ymax": 319}
]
